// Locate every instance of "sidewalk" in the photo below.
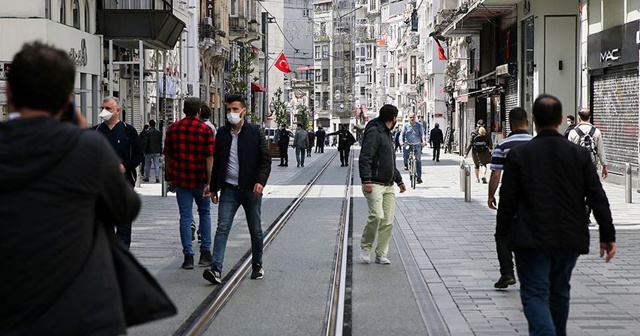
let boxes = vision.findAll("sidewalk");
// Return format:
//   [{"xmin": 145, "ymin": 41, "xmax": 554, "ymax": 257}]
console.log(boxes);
[{"xmin": 392, "ymin": 151, "xmax": 640, "ymax": 335}]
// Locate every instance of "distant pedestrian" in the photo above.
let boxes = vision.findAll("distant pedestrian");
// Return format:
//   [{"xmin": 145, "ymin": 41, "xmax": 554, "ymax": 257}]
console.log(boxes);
[
  {"xmin": 568, "ymin": 108, "xmax": 608, "ymax": 179},
  {"xmin": 200, "ymin": 102, "xmax": 217, "ymax": 138},
  {"xmin": 307, "ymin": 127, "xmax": 315, "ymax": 157},
  {"xmin": 163, "ymin": 97, "xmax": 214, "ymax": 270},
  {"xmin": 315, "ymin": 126, "xmax": 326, "ymax": 153},
  {"xmin": 429, "ymin": 123, "xmax": 444, "ymax": 162},
  {"xmin": 497, "ymin": 94, "xmax": 616, "ymax": 335},
  {"xmin": 487, "ymin": 107, "xmax": 532, "ymax": 289},
  {"xmin": 143, "ymin": 119, "xmax": 162, "ymax": 183},
  {"xmin": 277, "ymin": 125, "xmax": 291, "ymax": 166},
  {"xmin": 204, "ymin": 94, "xmax": 272, "ymax": 284},
  {"xmin": 401, "ymin": 112, "xmax": 424, "ymax": 183},
  {"xmin": 358, "ymin": 104, "xmax": 406, "ymax": 265},
  {"xmin": 563, "ymin": 114, "xmax": 576, "ymax": 138},
  {"xmin": 0, "ymin": 41, "xmax": 172, "ymax": 335},
  {"xmin": 394, "ymin": 126, "xmax": 401, "ymax": 152},
  {"xmin": 94, "ymin": 96, "xmax": 144, "ymax": 248},
  {"xmin": 328, "ymin": 125, "xmax": 356, "ymax": 166},
  {"xmin": 293, "ymin": 123, "xmax": 309, "ymax": 167},
  {"xmin": 139, "ymin": 124, "xmax": 149, "ymax": 177},
  {"xmin": 464, "ymin": 126, "xmax": 493, "ymax": 183}
]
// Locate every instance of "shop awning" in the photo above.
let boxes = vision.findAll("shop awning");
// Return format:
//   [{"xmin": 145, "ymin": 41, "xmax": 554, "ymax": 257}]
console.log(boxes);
[
  {"xmin": 455, "ymin": 86, "xmax": 498, "ymax": 102},
  {"xmin": 251, "ymin": 82, "xmax": 267, "ymax": 92},
  {"xmin": 440, "ymin": 0, "xmax": 517, "ymax": 36}
]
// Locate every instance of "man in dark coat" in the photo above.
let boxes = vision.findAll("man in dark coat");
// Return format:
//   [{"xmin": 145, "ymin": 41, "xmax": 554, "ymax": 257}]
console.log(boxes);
[
  {"xmin": 497, "ymin": 94, "xmax": 616, "ymax": 335},
  {"xmin": 315, "ymin": 126, "xmax": 326, "ymax": 153},
  {"xmin": 277, "ymin": 125, "xmax": 291, "ymax": 166},
  {"xmin": 429, "ymin": 123, "xmax": 444, "ymax": 162},
  {"xmin": 0, "ymin": 41, "xmax": 152, "ymax": 336},
  {"xmin": 328, "ymin": 124, "xmax": 356, "ymax": 166}
]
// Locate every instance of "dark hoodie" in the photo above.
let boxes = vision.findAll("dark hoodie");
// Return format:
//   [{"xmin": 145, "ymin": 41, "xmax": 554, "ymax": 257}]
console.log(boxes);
[
  {"xmin": 0, "ymin": 117, "xmax": 141, "ymax": 335},
  {"xmin": 359, "ymin": 118, "xmax": 403, "ymax": 186}
]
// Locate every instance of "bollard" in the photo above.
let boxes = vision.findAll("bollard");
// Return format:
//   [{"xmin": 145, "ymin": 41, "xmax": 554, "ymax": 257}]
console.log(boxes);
[
  {"xmin": 625, "ymin": 163, "xmax": 632, "ymax": 203},
  {"xmin": 460, "ymin": 159, "xmax": 466, "ymax": 192},
  {"xmin": 464, "ymin": 164, "xmax": 471, "ymax": 202},
  {"xmin": 161, "ymin": 156, "xmax": 167, "ymax": 197},
  {"xmin": 637, "ymin": 166, "xmax": 640, "ymax": 193}
]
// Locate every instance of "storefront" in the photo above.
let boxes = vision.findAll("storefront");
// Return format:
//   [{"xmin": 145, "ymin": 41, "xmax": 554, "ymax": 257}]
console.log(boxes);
[
  {"xmin": 0, "ymin": 19, "xmax": 102, "ymax": 123},
  {"xmin": 588, "ymin": 20, "xmax": 640, "ymax": 176}
]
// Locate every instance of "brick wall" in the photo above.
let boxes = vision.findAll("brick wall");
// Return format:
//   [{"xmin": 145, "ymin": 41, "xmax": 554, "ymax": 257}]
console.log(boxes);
[{"xmin": 591, "ymin": 67, "xmax": 639, "ymax": 176}]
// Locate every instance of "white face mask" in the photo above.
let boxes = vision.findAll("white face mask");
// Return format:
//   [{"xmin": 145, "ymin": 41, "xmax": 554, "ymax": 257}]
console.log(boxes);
[
  {"xmin": 567, "ymin": 121, "xmax": 572, "ymax": 126},
  {"xmin": 227, "ymin": 112, "xmax": 242, "ymax": 125},
  {"xmin": 99, "ymin": 109, "xmax": 113, "ymax": 121}
]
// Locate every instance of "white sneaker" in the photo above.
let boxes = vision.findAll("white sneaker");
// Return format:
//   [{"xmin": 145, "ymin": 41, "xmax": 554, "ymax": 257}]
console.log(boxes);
[
  {"xmin": 375, "ymin": 256, "xmax": 391, "ymax": 265},
  {"xmin": 359, "ymin": 249, "xmax": 371, "ymax": 264}
]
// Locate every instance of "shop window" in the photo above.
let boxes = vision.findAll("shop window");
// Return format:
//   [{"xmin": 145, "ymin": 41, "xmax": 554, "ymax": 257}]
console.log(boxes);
[
  {"xmin": 72, "ymin": 0, "xmax": 80, "ymax": 29},
  {"xmin": 60, "ymin": 0, "xmax": 66, "ymax": 24},
  {"xmin": 45, "ymin": 0, "xmax": 52, "ymax": 19},
  {"xmin": 84, "ymin": 0, "xmax": 90, "ymax": 32}
]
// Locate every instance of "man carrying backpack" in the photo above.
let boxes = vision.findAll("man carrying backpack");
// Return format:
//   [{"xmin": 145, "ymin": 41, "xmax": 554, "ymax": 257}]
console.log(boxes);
[{"xmin": 568, "ymin": 108, "xmax": 608, "ymax": 179}]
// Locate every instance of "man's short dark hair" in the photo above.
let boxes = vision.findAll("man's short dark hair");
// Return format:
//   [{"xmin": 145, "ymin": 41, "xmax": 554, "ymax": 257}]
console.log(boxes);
[
  {"xmin": 183, "ymin": 97, "xmax": 201, "ymax": 116},
  {"xmin": 8, "ymin": 41, "xmax": 75, "ymax": 115},
  {"xmin": 200, "ymin": 102, "xmax": 212, "ymax": 119},
  {"xmin": 225, "ymin": 94, "xmax": 246, "ymax": 107},
  {"xmin": 149, "ymin": 119, "xmax": 156, "ymax": 127},
  {"xmin": 378, "ymin": 104, "xmax": 398, "ymax": 122},
  {"xmin": 509, "ymin": 107, "xmax": 528, "ymax": 128},
  {"xmin": 578, "ymin": 108, "xmax": 590, "ymax": 121},
  {"xmin": 297, "ymin": 122, "xmax": 303, "ymax": 128},
  {"xmin": 567, "ymin": 115, "xmax": 575, "ymax": 122},
  {"xmin": 532, "ymin": 94, "xmax": 562, "ymax": 128}
]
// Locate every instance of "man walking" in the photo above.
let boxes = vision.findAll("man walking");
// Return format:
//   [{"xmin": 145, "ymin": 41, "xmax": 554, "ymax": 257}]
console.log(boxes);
[
  {"xmin": 294, "ymin": 123, "xmax": 309, "ymax": 167},
  {"xmin": 359, "ymin": 104, "xmax": 406, "ymax": 265},
  {"xmin": 306, "ymin": 127, "xmax": 314, "ymax": 157},
  {"xmin": 328, "ymin": 125, "xmax": 357, "ymax": 166},
  {"xmin": 315, "ymin": 126, "xmax": 326, "ymax": 153},
  {"xmin": 429, "ymin": 123, "xmax": 444, "ymax": 162},
  {"xmin": 487, "ymin": 107, "xmax": 532, "ymax": 289},
  {"xmin": 401, "ymin": 112, "xmax": 424, "ymax": 183},
  {"xmin": 497, "ymin": 94, "xmax": 616, "ymax": 335},
  {"xmin": 568, "ymin": 108, "xmax": 608, "ymax": 179},
  {"xmin": 277, "ymin": 125, "xmax": 291, "ymax": 167},
  {"xmin": 143, "ymin": 120, "xmax": 162, "ymax": 183},
  {"xmin": 164, "ymin": 97, "xmax": 214, "ymax": 269},
  {"xmin": 563, "ymin": 114, "xmax": 576, "ymax": 138},
  {"xmin": 94, "ymin": 96, "xmax": 143, "ymax": 248},
  {"xmin": 204, "ymin": 94, "xmax": 271, "ymax": 284}
]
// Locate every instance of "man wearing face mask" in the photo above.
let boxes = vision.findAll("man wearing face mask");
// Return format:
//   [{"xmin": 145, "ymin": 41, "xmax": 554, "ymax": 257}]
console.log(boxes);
[
  {"xmin": 93, "ymin": 96, "xmax": 143, "ymax": 248},
  {"xmin": 204, "ymin": 94, "xmax": 272, "ymax": 284}
]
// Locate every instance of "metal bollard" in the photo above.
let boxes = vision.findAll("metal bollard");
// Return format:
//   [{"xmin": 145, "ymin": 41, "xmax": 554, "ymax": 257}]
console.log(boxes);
[
  {"xmin": 625, "ymin": 163, "xmax": 632, "ymax": 203},
  {"xmin": 161, "ymin": 156, "xmax": 167, "ymax": 197},
  {"xmin": 464, "ymin": 164, "xmax": 471, "ymax": 202},
  {"xmin": 460, "ymin": 159, "xmax": 466, "ymax": 192}
]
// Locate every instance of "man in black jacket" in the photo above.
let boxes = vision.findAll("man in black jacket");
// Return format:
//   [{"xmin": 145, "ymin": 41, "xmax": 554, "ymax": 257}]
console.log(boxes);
[
  {"xmin": 277, "ymin": 125, "xmax": 291, "ymax": 166},
  {"xmin": 315, "ymin": 126, "xmax": 326, "ymax": 153},
  {"xmin": 328, "ymin": 124, "xmax": 356, "ymax": 166},
  {"xmin": 143, "ymin": 119, "xmax": 162, "ymax": 183},
  {"xmin": 497, "ymin": 94, "xmax": 616, "ymax": 335},
  {"xmin": 204, "ymin": 94, "xmax": 272, "ymax": 284},
  {"xmin": 429, "ymin": 123, "xmax": 444, "ymax": 162},
  {"xmin": 358, "ymin": 104, "xmax": 406, "ymax": 265}
]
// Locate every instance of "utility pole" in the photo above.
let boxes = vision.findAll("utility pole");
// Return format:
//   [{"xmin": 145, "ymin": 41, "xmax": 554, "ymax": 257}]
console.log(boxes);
[{"xmin": 262, "ymin": 11, "xmax": 269, "ymax": 127}]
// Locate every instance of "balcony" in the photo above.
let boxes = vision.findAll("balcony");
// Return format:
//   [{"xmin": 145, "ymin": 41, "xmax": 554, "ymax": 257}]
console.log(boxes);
[
  {"xmin": 436, "ymin": 0, "xmax": 518, "ymax": 36},
  {"xmin": 229, "ymin": 15, "xmax": 260, "ymax": 42},
  {"xmin": 97, "ymin": 1, "xmax": 185, "ymax": 50}
]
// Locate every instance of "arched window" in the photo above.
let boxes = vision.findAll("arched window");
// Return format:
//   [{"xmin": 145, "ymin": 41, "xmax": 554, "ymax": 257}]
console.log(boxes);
[
  {"xmin": 59, "ymin": 0, "xmax": 66, "ymax": 24},
  {"xmin": 84, "ymin": 0, "xmax": 90, "ymax": 32},
  {"xmin": 72, "ymin": 0, "xmax": 80, "ymax": 29}
]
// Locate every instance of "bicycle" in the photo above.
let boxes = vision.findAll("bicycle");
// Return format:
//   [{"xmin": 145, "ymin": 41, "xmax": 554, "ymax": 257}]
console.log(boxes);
[{"xmin": 405, "ymin": 142, "xmax": 420, "ymax": 189}]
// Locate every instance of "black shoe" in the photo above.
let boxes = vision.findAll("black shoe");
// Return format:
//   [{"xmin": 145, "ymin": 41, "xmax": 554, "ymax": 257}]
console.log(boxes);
[
  {"xmin": 436, "ymin": 159, "xmax": 440, "ymax": 162},
  {"xmin": 482, "ymin": 177, "xmax": 487, "ymax": 184},
  {"xmin": 181, "ymin": 255, "xmax": 194, "ymax": 269},
  {"xmin": 417, "ymin": 177, "xmax": 423, "ymax": 184},
  {"xmin": 301, "ymin": 164, "xmax": 304, "ymax": 167},
  {"xmin": 297, "ymin": 163, "xmax": 300, "ymax": 167},
  {"xmin": 404, "ymin": 166, "xmax": 408, "ymax": 171},
  {"xmin": 433, "ymin": 158, "xmax": 435, "ymax": 161},
  {"xmin": 156, "ymin": 178, "xmax": 160, "ymax": 183},
  {"xmin": 494, "ymin": 275, "xmax": 516, "ymax": 289},
  {"xmin": 191, "ymin": 221, "xmax": 196, "ymax": 241},
  {"xmin": 250, "ymin": 263, "xmax": 264, "ymax": 280},
  {"xmin": 198, "ymin": 251, "xmax": 212, "ymax": 267},
  {"xmin": 142, "ymin": 177, "xmax": 149, "ymax": 182},
  {"xmin": 278, "ymin": 163, "xmax": 285, "ymax": 166},
  {"xmin": 203, "ymin": 267, "xmax": 222, "ymax": 284},
  {"xmin": 284, "ymin": 163, "xmax": 288, "ymax": 167}
]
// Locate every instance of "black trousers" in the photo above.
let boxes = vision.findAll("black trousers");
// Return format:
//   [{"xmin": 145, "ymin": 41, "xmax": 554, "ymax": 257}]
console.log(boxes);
[
  {"xmin": 279, "ymin": 145, "xmax": 289, "ymax": 164},
  {"xmin": 432, "ymin": 143, "xmax": 441, "ymax": 161},
  {"xmin": 116, "ymin": 177, "xmax": 135, "ymax": 248},
  {"xmin": 339, "ymin": 146, "xmax": 350, "ymax": 165},
  {"xmin": 495, "ymin": 231, "xmax": 514, "ymax": 276},
  {"xmin": 316, "ymin": 141, "xmax": 325, "ymax": 153}
]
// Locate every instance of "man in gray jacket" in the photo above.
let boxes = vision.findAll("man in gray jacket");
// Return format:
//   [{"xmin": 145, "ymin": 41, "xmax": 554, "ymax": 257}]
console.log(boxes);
[
  {"xmin": 358, "ymin": 104, "xmax": 406, "ymax": 265},
  {"xmin": 293, "ymin": 123, "xmax": 309, "ymax": 167}
]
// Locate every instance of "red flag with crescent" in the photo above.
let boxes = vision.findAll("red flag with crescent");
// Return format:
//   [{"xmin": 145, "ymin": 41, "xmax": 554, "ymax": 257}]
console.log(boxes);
[
  {"xmin": 275, "ymin": 52, "xmax": 292, "ymax": 73},
  {"xmin": 433, "ymin": 38, "xmax": 447, "ymax": 61}
]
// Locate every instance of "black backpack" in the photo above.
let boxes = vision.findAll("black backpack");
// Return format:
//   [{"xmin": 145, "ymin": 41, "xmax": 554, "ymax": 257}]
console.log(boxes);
[
  {"xmin": 472, "ymin": 134, "xmax": 488, "ymax": 152},
  {"xmin": 574, "ymin": 127, "xmax": 598, "ymax": 164}
]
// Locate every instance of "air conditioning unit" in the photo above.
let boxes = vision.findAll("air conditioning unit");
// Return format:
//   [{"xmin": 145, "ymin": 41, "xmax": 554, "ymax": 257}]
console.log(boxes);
[{"xmin": 204, "ymin": 17, "xmax": 213, "ymax": 27}]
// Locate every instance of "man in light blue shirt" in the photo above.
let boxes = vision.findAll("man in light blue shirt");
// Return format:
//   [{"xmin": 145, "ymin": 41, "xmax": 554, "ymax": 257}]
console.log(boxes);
[{"xmin": 401, "ymin": 112, "xmax": 424, "ymax": 183}]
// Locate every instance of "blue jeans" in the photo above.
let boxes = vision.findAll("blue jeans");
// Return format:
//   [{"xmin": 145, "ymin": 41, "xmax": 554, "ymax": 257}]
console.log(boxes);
[
  {"xmin": 144, "ymin": 153, "xmax": 161, "ymax": 179},
  {"xmin": 403, "ymin": 143, "xmax": 422, "ymax": 177},
  {"xmin": 175, "ymin": 186, "xmax": 212, "ymax": 255},
  {"xmin": 295, "ymin": 147, "xmax": 306, "ymax": 165},
  {"xmin": 212, "ymin": 185, "xmax": 263, "ymax": 271},
  {"xmin": 515, "ymin": 249, "xmax": 580, "ymax": 336}
]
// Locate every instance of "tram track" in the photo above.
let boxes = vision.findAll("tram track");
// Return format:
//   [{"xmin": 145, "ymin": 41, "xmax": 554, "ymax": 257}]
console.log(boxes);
[{"xmin": 174, "ymin": 151, "xmax": 355, "ymax": 336}]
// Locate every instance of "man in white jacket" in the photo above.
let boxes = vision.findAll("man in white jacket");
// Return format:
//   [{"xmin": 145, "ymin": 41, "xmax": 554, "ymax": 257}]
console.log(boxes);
[{"xmin": 567, "ymin": 108, "xmax": 608, "ymax": 179}]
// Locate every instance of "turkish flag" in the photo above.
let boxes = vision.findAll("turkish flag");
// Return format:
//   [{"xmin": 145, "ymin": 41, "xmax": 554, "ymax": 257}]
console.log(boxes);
[
  {"xmin": 275, "ymin": 52, "xmax": 292, "ymax": 73},
  {"xmin": 434, "ymin": 38, "xmax": 447, "ymax": 61}
]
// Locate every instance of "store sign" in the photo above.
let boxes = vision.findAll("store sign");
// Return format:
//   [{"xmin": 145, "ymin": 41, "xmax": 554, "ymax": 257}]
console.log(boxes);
[
  {"xmin": 69, "ymin": 39, "xmax": 88, "ymax": 67},
  {"xmin": 587, "ymin": 20, "xmax": 639, "ymax": 70}
]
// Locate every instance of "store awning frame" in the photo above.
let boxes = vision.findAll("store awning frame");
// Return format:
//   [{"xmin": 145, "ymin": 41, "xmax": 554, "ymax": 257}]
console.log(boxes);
[
  {"xmin": 454, "ymin": 86, "xmax": 498, "ymax": 102},
  {"xmin": 251, "ymin": 82, "xmax": 267, "ymax": 92},
  {"xmin": 441, "ymin": 0, "xmax": 517, "ymax": 36}
]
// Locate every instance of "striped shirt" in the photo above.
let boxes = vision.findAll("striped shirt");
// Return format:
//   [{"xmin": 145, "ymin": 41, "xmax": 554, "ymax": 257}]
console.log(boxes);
[{"xmin": 490, "ymin": 130, "xmax": 533, "ymax": 171}]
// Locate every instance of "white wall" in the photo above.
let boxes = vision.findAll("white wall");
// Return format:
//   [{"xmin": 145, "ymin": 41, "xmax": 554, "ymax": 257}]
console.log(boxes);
[
  {"xmin": 265, "ymin": 0, "xmax": 285, "ymax": 112},
  {"xmin": 0, "ymin": 0, "xmax": 44, "ymax": 17}
]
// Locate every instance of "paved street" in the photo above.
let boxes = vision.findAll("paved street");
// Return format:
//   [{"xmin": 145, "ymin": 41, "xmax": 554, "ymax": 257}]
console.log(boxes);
[{"xmin": 129, "ymin": 148, "xmax": 640, "ymax": 335}]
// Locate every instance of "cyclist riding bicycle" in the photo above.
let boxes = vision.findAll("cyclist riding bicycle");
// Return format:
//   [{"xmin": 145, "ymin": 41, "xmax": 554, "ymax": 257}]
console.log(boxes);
[{"xmin": 401, "ymin": 112, "xmax": 424, "ymax": 184}]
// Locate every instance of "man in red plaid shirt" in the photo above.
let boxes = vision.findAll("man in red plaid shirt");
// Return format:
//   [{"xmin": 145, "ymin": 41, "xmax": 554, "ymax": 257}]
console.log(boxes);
[{"xmin": 164, "ymin": 97, "xmax": 215, "ymax": 269}]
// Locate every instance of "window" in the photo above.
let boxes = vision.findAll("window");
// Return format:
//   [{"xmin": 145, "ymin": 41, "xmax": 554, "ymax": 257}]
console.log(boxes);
[
  {"xmin": 45, "ymin": 0, "xmax": 52, "ymax": 19},
  {"xmin": 315, "ymin": 69, "xmax": 322, "ymax": 82},
  {"xmin": 360, "ymin": 87, "xmax": 365, "ymax": 95},
  {"xmin": 230, "ymin": 0, "xmax": 238, "ymax": 16},
  {"xmin": 322, "ymin": 69, "xmax": 329, "ymax": 82},
  {"xmin": 389, "ymin": 74, "xmax": 395, "ymax": 87},
  {"xmin": 84, "ymin": 0, "xmax": 90, "ymax": 32},
  {"xmin": 366, "ymin": 67, "xmax": 372, "ymax": 83},
  {"xmin": 72, "ymin": 0, "xmax": 80, "ymax": 29},
  {"xmin": 360, "ymin": 47, "xmax": 365, "ymax": 57},
  {"xmin": 404, "ymin": 70, "xmax": 408, "ymax": 84},
  {"xmin": 322, "ymin": 45, "xmax": 329, "ymax": 58},
  {"xmin": 303, "ymin": 9, "xmax": 310, "ymax": 17},
  {"xmin": 315, "ymin": 46, "xmax": 321, "ymax": 59},
  {"xmin": 366, "ymin": 45, "xmax": 371, "ymax": 59},
  {"xmin": 60, "ymin": 0, "xmax": 66, "ymax": 24},
  {"xmin": 410, "ymin": 56, "xmax": 416, "ymax": 83},
  {"xmin": 360, "ymin": 66, "xmax": 365, "ymax": 74}
]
